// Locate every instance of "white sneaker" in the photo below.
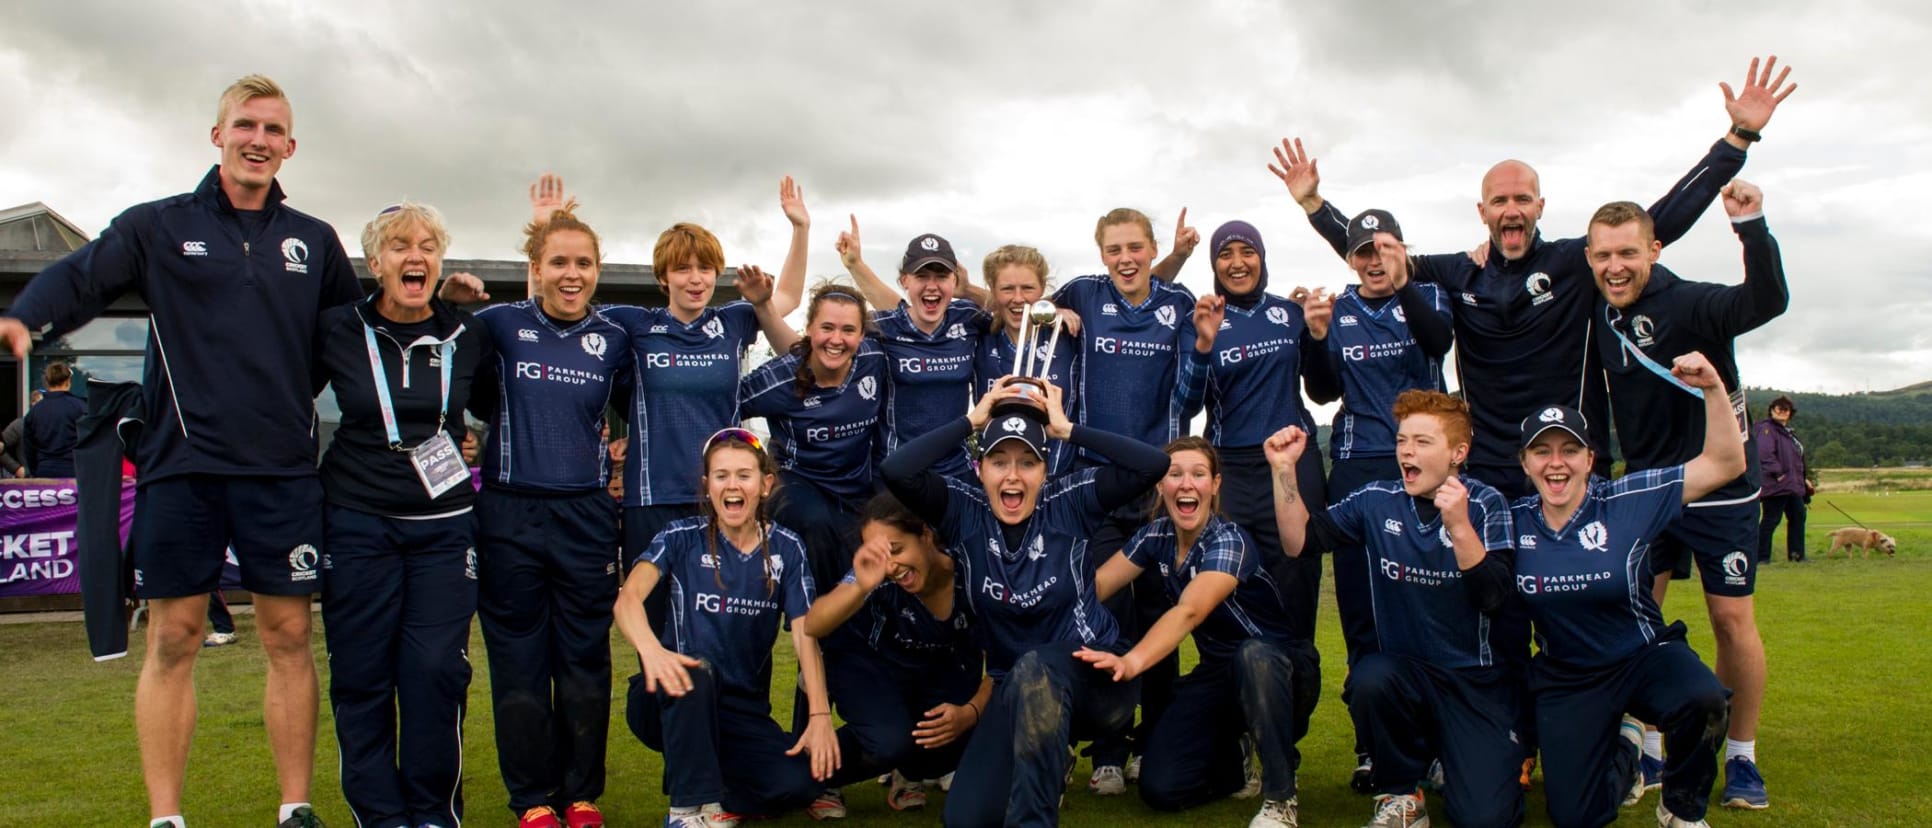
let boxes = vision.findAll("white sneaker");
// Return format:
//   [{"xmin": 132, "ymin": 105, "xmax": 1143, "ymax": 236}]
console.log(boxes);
[
  {"xmin": 1124, "ymin": 754, "xmax": 1142, "ymax": 783},
  {"xmin": 936, "ymin": 771, "xmax": 954, "ymax": 792},
  {"xmin": 807, "ymin": 788, "xmax": 846, "ymax": 820},
  {"xmin": 1234, "ymin": 734, "xmax": 1262, "ymax": 800},
  {"xmin": 203, "ymin": 631, "xmax": 237, "ymax": 647},
  {"xmin": 1089, "ymin": 764, "xmax": 1126, "ymax": 795},
  {"xmin": 1656, "ymin": 801, "xmax": 1711, "ymax": 828},
  {"xmin": 1620, "ymin": 716, "xmax": 1647, "ymax": 807},
  {"xmin": 1366, "ymin": 791, "xmax": 1430, "ymax": 828},
  {"xmin": 1249, "ymin": 797, "xmax": 1299, "ymax": 828},
  {"xmin": 664, "ymin": 803, "xmax": 737, "ymax": 828},
  {"xmin": 886, "ymin": 771, "xmax": 927, "ymax": 811}
]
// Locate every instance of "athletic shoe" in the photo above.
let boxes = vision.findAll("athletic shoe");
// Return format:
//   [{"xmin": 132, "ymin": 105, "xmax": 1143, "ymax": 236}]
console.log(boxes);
[
  {"xmin": 1518, "ymin": 756, "xmax": 1537, "ymax": 791},
  {"xmin": 1640, "ymin": 754, "xmax": 1664, "ymax": 792},
  {"xmin": 564, "ymin": 801, "xmax": 604, "ymax": 828},
  {"xmin": 1124, "ymin": 754, "xmax": 1142, "ymax": 784},
  {"xmin": 876, "ymin": 773, "xmax": 892, "ymax": 785},
  {"xmin": 1422, "ymin": 759, "xmax": 1445, "ymax": 793},
  {"xmin": 278, "ymin": 807, "xmax": 326, "ymax": 828},
  {"xmin": 937, "ymin": 771, "xmax": 954, "ymax": 792},
  {"xmin": 1655, "ymin": 801, "xmax": 1712, "ymax": 828},
  {"xmin": 1234, "ymin": 734, "xmax": 1262, "ymax": 800},
  {"xmin": 663, "ymin": 804, "xmax": 737, "ymax": 828},
  {"xmin": 1366, "ymin": 791, "xmax": 1429, "ymax": 828},
  {"xmin": 518, "ymin": 806, "xmax": 563, "ymax": 828},
  {"xmin": 1089, "ymin": 764, "xmax": 1126, "ymax": 795},
  {"xmin": 886, "ymin": 771, "xmax": 927, "ymax": 811},
  {"xmin": 1249, "ymin": 796, "xmax": 1299, "ymax": 828},
  {"xmin": 203, "ymin": 631, "xmax": 237, "ymax": 647},
  {"xmin": 808, "ymin": 788, "xmax": 847, "ymax": 820},
  {"xmin": 1620, "ymin": 717, "xmax": 1646, "ymax": 807},
  {"xmin": 1721, "ymin": 756, "xmax": 1769, "ymax": 809},
  {"xmin": 1350, "ymin": 753, "xmax": 1375, "ymax": 795}
]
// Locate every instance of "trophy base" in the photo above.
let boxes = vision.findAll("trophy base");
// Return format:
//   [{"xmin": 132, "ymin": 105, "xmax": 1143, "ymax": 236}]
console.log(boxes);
[{"xmin": 990, "ymin": 376, "xmax": 1050, "ymax": 423}]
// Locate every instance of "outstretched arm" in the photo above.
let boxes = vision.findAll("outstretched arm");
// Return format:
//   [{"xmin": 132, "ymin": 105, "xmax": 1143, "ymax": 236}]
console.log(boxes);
[
  {"xmin": 1270, "ymin": 137, "xmax": 1352, "ymax": 257},
  {"xmin": 1697, "ymin": 181, "xmax": 1788, "ymax": 337},
  {"xmin": 1651, "ymin": 56, "xmax": 1797, "ymax": 246},
  {"xmin": 1152, "ymin": 207, "xmax": 1199, "ymax": 282},
  {"xmin": 771, "ymin": 176, "xmax": 810, "ymax": 319},
  {"xmin": 836, "ymin": 214, "xmax": 904, "ymax": 311},
  {"xmin": 1075, "ymin": 571, "xmax": 1236, "ymax": 681},
  {"xmin": 1265, "ymin": 426, "xmax": 1312, "ymax": 557},
  {"xmin": 1679, "ymin": 352, "xmax": 1749, "ymax": 501}
]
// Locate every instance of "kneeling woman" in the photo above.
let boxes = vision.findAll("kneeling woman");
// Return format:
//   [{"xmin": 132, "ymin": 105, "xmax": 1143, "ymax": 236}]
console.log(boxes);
[
  {"xmin": 880, "ymin": 382, "xmax": 1170, "ymax": 827},
  {"xmin": 1511, "ymin": 352, "xmax": 1744, "ymax": 828},
  {"xmin": 616, "ymin": 429, "xmax": 840, "ymax": 826},
  {"xmin": 317, "ymin": 202, "xmax": 492, "ymax": 828},
  {"xmin": 799, "ymin": 492, "xmax": 991, "ymax": 812},
  {"xmin": 1080, "ymin": 437, "xmax": 1316, "ymax": 828}
]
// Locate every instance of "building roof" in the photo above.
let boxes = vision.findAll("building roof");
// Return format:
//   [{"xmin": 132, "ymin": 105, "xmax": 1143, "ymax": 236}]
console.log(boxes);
[{"xmin": 0, "ymin": 203, "xmax": 90, "ymax": 253}]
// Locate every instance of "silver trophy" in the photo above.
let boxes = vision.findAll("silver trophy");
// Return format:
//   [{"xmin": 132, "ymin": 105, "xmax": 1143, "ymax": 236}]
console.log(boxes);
[{"xmin": 993, "ymin": 300, "xmax": 1064, "ymax": 420}]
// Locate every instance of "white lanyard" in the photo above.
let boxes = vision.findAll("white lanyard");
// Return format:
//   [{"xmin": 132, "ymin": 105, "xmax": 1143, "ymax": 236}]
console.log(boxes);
[{"xmin": 363, "ymin": 322, "xmax": 454, "ymax": 450}]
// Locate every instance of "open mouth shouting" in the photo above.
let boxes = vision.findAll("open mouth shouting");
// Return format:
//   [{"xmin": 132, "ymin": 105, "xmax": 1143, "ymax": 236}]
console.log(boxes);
[
  {"xmin": 1173, "ymin": 493, "xmax": 1201, "ymax": 519},
  {"xmin": 888, "ymin": 562, "xmax": 920, "ymax": 592},
  {"xmin": 718, "ymin": 491, "xmax": 750, "ymax": 523},
  {"xmin": 918, "ymin": 287, "xmax": 946, "ymax": 318},
  {"xmin": 1401, "ymin": 462, "xmax": 1422, "ymax": 488},
  {"xmin": 1542, "ymin": 472, "xmax": 1573, "ymax": 500},
  {"xmin": 999, "ymin": 485, "xmax": 1025, "ymax": 514},
  {"xmin": 1497, "ymin": 220, "xmax": 1529, "ymax": 251}
]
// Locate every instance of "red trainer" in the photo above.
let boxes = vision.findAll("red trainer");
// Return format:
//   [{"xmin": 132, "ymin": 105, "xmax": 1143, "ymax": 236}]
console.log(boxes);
[
  {"xmin": 518, "ymin": 806, "xmax": 563, "ymax": 828},
  {"xmin": 564, "ymin": 801, "xmax": 604, "ymax": 828}
]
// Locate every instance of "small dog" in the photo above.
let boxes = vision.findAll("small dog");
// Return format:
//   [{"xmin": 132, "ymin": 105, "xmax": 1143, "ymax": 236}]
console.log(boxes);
[{"xmin": 1825, "ymin": 527, "xmax": 1897, "ymax": 558}]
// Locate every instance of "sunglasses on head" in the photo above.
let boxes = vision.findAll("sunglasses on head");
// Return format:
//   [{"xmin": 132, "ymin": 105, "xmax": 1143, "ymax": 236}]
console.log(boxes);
[{"xmin": 704, "ymin": 427, "xmax": 764, "ymax": 455}]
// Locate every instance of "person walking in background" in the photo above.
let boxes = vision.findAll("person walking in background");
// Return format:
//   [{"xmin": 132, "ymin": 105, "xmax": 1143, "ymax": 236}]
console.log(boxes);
[
  {"xmin": 22, "ymin": 361, "xmax": 86, "ymax": 478},
  {"xmin": 1755, "ymin": 396, "xmax": 1807, "ymax": 563}
]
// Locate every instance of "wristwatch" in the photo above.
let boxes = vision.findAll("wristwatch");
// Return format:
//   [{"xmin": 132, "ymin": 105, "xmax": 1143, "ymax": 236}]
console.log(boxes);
[{"xmin": 1730, "ymin": 124, "xmax": 1763, "ymax": 143}]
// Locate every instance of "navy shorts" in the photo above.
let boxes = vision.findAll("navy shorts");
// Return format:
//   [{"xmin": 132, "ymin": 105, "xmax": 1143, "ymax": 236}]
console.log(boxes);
[
  {"xmin": 130, "ymin": 475, "xmax": 326, "ymax": 599},
  {"xmin": 1650, "ymin": 500, "xmax": 1759, "ymax": 597}
]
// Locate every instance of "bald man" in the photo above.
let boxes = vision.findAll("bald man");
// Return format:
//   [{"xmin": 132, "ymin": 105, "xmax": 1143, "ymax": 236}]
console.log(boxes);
[{"xmin": 1274, "ymin": 55, "xmax": 1795, "ymax": 501}]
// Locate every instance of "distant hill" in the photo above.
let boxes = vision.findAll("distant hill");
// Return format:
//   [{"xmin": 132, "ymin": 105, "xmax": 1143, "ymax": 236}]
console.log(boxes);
[{"xmin": 1746, "ymin": 383, "xmax": 1932, "ymax": 467}]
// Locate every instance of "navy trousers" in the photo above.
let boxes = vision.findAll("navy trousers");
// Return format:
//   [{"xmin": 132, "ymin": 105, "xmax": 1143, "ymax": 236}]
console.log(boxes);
[
  {"xmin": 321, "ymin": 506, "xmax": 477, "ymax": 828},
  {"xmin": 818, "ymin": 644, "xmax": 981, "ymax": 788},
  {"xmin": 1139, "ymin": 637, "xmax": 1320, "ymax": 810},
  {"xmin": 1349, "ymin": 653, "xmax": 1525, "ymax": 827},
  {"xmin": 1089, "ymin": 494, "xmax": 1178, "ymax": 768},
  {"xmin": 625, "ymin": 665, "xmax": 821, "ymax": 815},
  {"xmin": 1532, "ymin": 631, "xmax": 1729, "ymax": 828},
  {"xmin": 770, "ymin": 472, "xmax": 865, "ymax": 595},
  {"xmin": 475, "ymin": 488, "xmax": 621, "ymax": 813},
  {"xmin": 944, "ymin": 641, "xmax": 1140, "ymax": 828}
]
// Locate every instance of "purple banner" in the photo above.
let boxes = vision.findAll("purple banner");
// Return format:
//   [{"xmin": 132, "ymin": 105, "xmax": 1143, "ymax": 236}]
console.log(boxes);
[{"xmin": 0, "ymin": 479, "xmax": 135, "ymax": 598}]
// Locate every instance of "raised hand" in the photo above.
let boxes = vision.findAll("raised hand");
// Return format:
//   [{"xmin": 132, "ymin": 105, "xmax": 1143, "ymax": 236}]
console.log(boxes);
[
  {"xmin": 1722, "ymin": 55, "xmax": 1797, "ymax": 133},
  {"xmin": 1434, "ymin": 474, "xmax": 1471, "ymax": 530},
  {"xmin": 835, "ymin": 214, "xmax": 864, "ymax": 270},
  {"xmin": 1302, "ymin": 289, "xmax": 1334, "ymax": 340},
  {"xmin": 529, "ymin": 173, "xmax": 568, "ymax": 224},
  {"xmin": 1268, "ymin": 137, "xmax": 1324, "ymax": 213},
  {"xmin": 737, "ymin": 264, "xmax": 774, "ymax": 306},
  {"xmin": 1377, "ymin": 234, "xmax": 1412, "ymax": 290},
  {"xmin": 1193, "ymin": 294, "xmax": 1226, "ymax": 352},
  {"xmin": 970, "ymin": 379, "xmax": 1030, "ymax": 430},
  {"xmin": 780, "ymin": 175, "xmax": 810, "ymax": 229},
  {"xmin": 1263, "ymin": 426, "xmax": 1307, "ymax": 472},
  {"xmin": 1721, "ymin": 180, "xmax": 1764, "ymax": 217},
  {"xmin": 0, "ymin": 318, "xmax": 30, "ymax": 361},
  {"xmin": 1042, "ymin": 382, "xmax": 1073, "ymax": 440},
  {"xmin": 1172, "ymin": 207, "xmax": 1200, "ymax": 259},
  {"xmin": 1671, "ymin": 351, "xmax": 1721, "ymax": 390},
  {"xmin": 851, "ymin": 536, "xmax": 890, "ymax": 591}
]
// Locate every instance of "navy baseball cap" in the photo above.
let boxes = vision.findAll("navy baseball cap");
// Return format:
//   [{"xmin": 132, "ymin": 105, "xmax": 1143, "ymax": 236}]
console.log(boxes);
[
  {"xmin": 982, "ymin": 413, "xmax": 1047, "ymax": 460},
  {"xmin": 1345, "ymin": 209, "xmax": 1404, "ymax": 255},
  {"xmin": 1520, "ymin": 405, "xmax": 1591, "ymax": 451},
  {"xmin": 902, "ymin": 233, "xmax": 959, "ymax": 274}
]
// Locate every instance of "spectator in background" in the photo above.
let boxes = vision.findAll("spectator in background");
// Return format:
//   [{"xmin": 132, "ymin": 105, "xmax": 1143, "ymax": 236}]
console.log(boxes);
[
  {"xmin": 0, "ymin": 390, "xmax": 40, "ymax": 476},
  {"xmin": 23, "ymin": 362, "xmax": 86, "ymax": 477},
  {"xmin": 1754, "ymin": 396, "xmax": 1807, "ymax": 563}
]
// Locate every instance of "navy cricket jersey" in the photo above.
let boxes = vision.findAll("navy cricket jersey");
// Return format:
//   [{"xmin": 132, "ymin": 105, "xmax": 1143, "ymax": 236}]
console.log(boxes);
[
  {"xmin": 472, "ymin": 300, "xmax": 632, "ymax": 492},
  {"xmin": 1321, "ymin": 476, "xmax": 1516, "ymax": 669},
  {"xmin": 1173, "ymin": 292, "xmax": 1316, "ymax": 447},
  {"xmin": 1511, "ymin": 467, "xmax": 1686, "ymax": 670},
  {"xmin": 1594, "ymin": 217, "xmax": 1787, "ymax": 505},
  {"xmin": 603, "ymin": 302, "xmax": 759, "ymax": 507},
  {"xmin": 1052, "ymin": 275, "xmax": 1196, "ymax": 459},
  {"xmin": 637, "ymin": 516, "xmax": 816, "ymax": 696},
  {"xmin": 974, "ymin": 329, "xmax": 1081, "ymax": 477},
  {"xmin": 873, "ymin": 299, "xmax": 989, "ymax": 477},
  {"xmin": 1307, "ymin": 141, "xmax": 1746, "ymax": 468},
  {"xmin": 8, "ymin": 167, "xmax": 363, "ymax": 482},
  {"xmin": 831, "ymin": 569, "xmax": 982, "ymax": 678},
  {"xmin": 739, "ymin": 340, "xmax": 889, "ymax": 501},
  {"xmin": 934, "ymin": 471, "xmax": 1120, "ymax": 678},
  {"xmin": 1121, "ymin": 515, "xmax": 1298, "ymax": 661},
  {"xmin": 1322, "ymin": 285, "xmax": 1452, "ymax": 460}
]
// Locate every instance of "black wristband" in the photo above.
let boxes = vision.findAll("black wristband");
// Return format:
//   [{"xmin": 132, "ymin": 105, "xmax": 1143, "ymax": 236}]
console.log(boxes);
[{"xmin": 1730, "ymin": 124, "xmax": 1763, "ymax": 143}]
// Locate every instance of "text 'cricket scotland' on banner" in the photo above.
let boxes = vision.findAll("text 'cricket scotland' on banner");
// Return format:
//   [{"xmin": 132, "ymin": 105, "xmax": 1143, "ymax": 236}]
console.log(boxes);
[{"xmin": 0, "ymin": 479, "xmax": 135, "ymax": 598}]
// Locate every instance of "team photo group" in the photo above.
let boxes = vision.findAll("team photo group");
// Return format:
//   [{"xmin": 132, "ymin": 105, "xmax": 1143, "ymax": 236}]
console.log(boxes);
[{"xmin": 4, "ymin": 51, "xmax": 1804, "ymax": 828}]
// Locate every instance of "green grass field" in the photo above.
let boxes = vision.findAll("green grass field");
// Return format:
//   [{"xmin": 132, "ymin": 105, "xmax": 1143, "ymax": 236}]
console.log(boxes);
[{"xmin": 4, "ymin": 481, "xmax": 1929, "ymax": 826}]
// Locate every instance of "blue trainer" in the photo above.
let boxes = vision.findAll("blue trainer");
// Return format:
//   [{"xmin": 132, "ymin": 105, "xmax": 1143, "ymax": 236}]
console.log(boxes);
[
  {"xmin": 1640, "ymin": 754, "xmax": 1664, "ymax": 791},
  {"xmin": 1722, "ymin": 756, "xmax": 1769, "ymax": 809}
]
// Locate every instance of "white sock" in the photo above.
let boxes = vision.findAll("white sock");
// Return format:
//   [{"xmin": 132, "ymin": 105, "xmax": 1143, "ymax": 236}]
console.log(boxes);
[
  {"xmin": 1724, "ymin": 738, "xmax": 1756, "ymax": 763},
  {"xmin": 1643, "ymin": 731, "xmax": 1664, "ymax": 760},
  {"xmin": 150, "ymin": 817, "xmax": 186, "ymax": 828},
  {"xmin": 278, "ymin": 803, "xmax": 311, "ymax": 823}
]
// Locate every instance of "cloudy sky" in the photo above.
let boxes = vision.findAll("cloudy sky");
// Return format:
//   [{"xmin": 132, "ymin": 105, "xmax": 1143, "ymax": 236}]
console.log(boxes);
[{"xmin": 2, "ymin": 0, "xmax": 1927, "ymax": 397}]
